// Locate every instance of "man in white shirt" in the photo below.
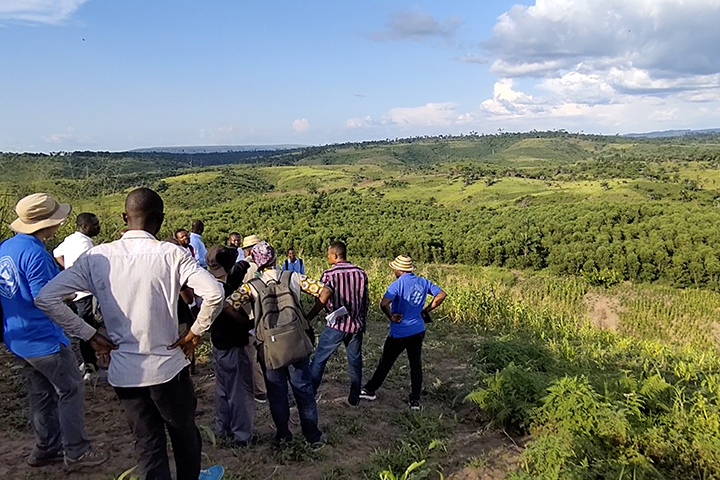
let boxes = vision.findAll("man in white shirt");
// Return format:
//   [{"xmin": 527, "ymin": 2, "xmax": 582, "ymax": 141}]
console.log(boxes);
[
  {"xmin": 53, "ymin": 212, "xmax": 101, "ymax": 380},
  {"xmin": 36, "ymin": 188, "xmax": 225, "ymax": 480},
  {"xmin": 189, "ymin": 220, "xmax": 208, "ymax": 268}
]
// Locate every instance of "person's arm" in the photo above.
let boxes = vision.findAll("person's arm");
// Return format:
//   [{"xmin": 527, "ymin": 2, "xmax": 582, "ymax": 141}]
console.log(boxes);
[
  {"xmin": 297, "ymin": 274, "xmax": 331, "ymax": 320},
  {"xmin": 305, "ymin": 287, "xmax": 331, "ymax": 321},
  {"xmin": 168, "ymin": 253, "xmax": 224, "ymax": 357},
  {"xmin": 300, "ymin": 259, "xmax": 305, "ymax": 275},
  {"xmin": 34, "ymin": 255, "xmax": 116, "ymax": 354},
  {"xmin": 380, "ymin": 297, "xmax": 402, "ymax": 323},
  {"xmin": 55, "ymin": 255, "xmax": 65, "ymax": 268},
  {"xmin": 424, "ymin": 289, "xmax": 446, "ymax": 313},
  {"xmin": 52, "ymin": 242, "xmax": 65, "ymax": 268}
]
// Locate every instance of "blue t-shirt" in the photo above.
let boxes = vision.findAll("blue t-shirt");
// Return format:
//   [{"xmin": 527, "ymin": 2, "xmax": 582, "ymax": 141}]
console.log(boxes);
[
  {"xmin": 0, "ymin": 234, "xmax": 69, "ymax": 358},
  {"xmin": 383, "ymin": 273, "xmax": 442, "ymax": 338}
]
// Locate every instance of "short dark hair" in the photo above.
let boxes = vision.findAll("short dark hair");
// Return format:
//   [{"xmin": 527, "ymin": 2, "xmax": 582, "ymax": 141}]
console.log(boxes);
[
  {"xmin": 287, "ymin": 248, "xmax": 295, "ymax": 254},
  {"xmin": 191, "ymin": 219, "xmax": 204, "ymax": 233},
  {"xmin": 175, "ymin": 228, "xmax": 188, "ymax": 237},
  {"xmin": 328, "ymin": 241, "xmax": 346, "ymax": 258},
  {"xmin": 229, "ymin": 232, "xmax": 241, "ymax": 238},
  {"xmin": 76, "ymin": 212, "xmax": 97, "ymax": 227}
]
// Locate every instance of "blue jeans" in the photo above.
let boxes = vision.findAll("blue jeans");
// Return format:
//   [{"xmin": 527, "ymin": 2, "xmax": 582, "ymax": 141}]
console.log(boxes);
[
  {"xmin": 310, "ymin": 327, "xmax": 363, "ymax": 405},
  {"xmin": 262, "ymin": 358, "xmax": 322, "ymax": 443}
]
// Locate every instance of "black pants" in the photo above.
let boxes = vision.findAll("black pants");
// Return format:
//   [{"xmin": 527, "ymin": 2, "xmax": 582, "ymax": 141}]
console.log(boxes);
[
  {"xmin": 71, "ymin": 296, "xmax": 98, "ymax": 369},
  {"xmin": 364, "ymin": 331, "xmax": 425, "ymax": 401},
  {"xmin": 114, "ymin": 367, "xmax": 201, "ymax": 480}
]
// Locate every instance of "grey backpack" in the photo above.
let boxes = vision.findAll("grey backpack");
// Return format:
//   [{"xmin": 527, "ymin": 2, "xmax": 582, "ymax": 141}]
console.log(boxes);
[{"xmin": 249, "ymin": 271, "xmax": 313, "ymax": 369}]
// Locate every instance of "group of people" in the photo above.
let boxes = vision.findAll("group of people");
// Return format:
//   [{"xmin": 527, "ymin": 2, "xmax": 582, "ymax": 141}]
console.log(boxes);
[{"xmin": 0, "ymin": 188, "xmax": 446, "ymax": 480}]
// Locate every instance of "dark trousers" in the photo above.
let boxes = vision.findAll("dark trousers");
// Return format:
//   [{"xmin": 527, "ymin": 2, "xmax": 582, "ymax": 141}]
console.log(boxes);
[
  {"xmin": 262, "ymin": 358, "xmax": 322, "ymax": 444},
  {"xmin": 114, "ymin": 367, "xmax": 201, "ymax": 480},
  {"xmin": 20, "ymin": 344, "xmax": 91, "ymax": 460},
  {"xmin": 364, "ymin": 331, "xmax": 425, "ymax": 401},
  {"xmin": 71, "ymin": 296, "xmax": 98, "ymax": 369}
]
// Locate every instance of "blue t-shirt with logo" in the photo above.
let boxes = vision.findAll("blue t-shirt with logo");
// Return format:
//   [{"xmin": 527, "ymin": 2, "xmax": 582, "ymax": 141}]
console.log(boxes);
[
  {"xmin": 0, "ymin": 234, "xmax": 69, "ymax": 358},
  {"xmin": 383, "ymin": 273, "xmax": 442, "ymax": 338}
]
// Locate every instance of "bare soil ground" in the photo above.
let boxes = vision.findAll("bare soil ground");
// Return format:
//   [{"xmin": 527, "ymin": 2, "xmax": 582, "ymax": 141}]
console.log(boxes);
[
  {"xmin": 584, "ymin": 293, "xmax": 622, "ymax": 331},
  {"xmin": 0, "ymin": 318, "xmax": 520, "ymax": 480}
]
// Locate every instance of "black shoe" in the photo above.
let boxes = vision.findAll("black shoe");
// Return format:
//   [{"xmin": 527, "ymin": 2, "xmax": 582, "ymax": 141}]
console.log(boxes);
[
  {"xmin": 359, "ymin": 388, "xmax": 376, "ymax": 401},
  {"xmin": 409, "ymin": 399, "xmax": 421, "ymax": 411}
]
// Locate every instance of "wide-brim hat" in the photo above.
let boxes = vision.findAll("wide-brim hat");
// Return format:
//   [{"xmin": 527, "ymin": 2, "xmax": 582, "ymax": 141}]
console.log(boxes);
[
  {"xmin": 206, "ymin": 245, "xmax": 239, "ymax": 279},
  {"xmin": 241, "ymin": 234, "xmax": 262, "ymax": 249},
  {"xmin": 10, "ymin": 193, "xmax": 71, "ymax": 235},
  {"xmin": 389, "ymin": 255, "xmax": 415, "ymax": 272}
]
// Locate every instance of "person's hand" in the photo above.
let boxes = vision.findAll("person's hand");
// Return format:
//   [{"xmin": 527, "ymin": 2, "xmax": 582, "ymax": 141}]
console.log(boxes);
[
  {"xmin": 168, "ymin": 330, "xmax": 201, "ymax": 359},
  {"xmin": 390, "ymin": 313, "xmax": 403, "ymax": 323},
  {"xmin": 89, "ymin": 332, "xmax": 117, "ymax": 367}
]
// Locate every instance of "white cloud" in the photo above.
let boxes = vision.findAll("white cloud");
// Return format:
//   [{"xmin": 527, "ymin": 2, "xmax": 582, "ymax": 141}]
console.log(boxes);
[
  {"xmin": 345, "ymin": 116, "xmax": 376, "ymax": 128},
  {"xmin": 0, "ymin": 0, "xmax": 90, "ymax": 24},
  {"xmin": 44, "ymin": 127, "xmax": 75, "ymax": 143},
  {"xmin": 292, "ymin": 118, "xmax": 310, "ymax": 133},
  {"xmin": 383, "ymin": 102, "xmax": 458, "ymax": 127},
  {"xmin": 457, "ymin": 53, "xmax": 488, "ymax": 65},
  {"xmin": 372, "ymin": 10, "xmax": 461, "ymax": 42}
]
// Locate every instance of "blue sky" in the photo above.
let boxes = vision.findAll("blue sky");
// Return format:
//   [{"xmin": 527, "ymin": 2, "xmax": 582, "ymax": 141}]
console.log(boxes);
[{"xmin": 2, "ymin": 0, "xmax": 720, "ymax": 152}]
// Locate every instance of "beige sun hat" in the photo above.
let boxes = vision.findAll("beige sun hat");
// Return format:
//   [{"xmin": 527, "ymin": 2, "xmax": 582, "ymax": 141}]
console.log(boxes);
[
  {"xmin": 389, "ymin": 255, "xmax": 416, "ymax": 272},
  {"xmin": 241, "ymin": 234, "xmax": 262, "ymax": 249},
  {"xmin": 10, "ymin": 193, "xmax": 71, "ymax": 235}
]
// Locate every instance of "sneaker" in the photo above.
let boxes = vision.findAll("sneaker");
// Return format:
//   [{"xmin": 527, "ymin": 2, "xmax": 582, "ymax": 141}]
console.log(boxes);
[
  {"xmin": 254, "ymin": 393, "xmax": 268, "ymax": 404},
  {"xmin": 359, "ymin": 388, "xmax": 376, "ymax": 401},
  {"xmin": 310, "ymin": 439, "xmax": 326, "ymax": 450},
  {"xmin": 63, "ymin": 447, "xmax": 109, "ymax": 472},
  {"xmin": 409, "ymin": 400, "xmax": 421, "ymax": 411},
  {"xmin": 27, "ymin": 451, "xmax": 64, "ymax": 467},
  {"xmin": 199, "ymin": 465, "xmax": 225, "ymax": 480},
  {"xmin": 346, "ymin": 396, "xmax": 360, "ymax": 407}
]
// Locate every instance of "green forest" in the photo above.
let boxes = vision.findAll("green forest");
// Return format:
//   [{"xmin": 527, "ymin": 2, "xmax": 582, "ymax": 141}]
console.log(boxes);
[{"xmin": 3, "ymin": 131, "xmax": 720, "ymax": 479}]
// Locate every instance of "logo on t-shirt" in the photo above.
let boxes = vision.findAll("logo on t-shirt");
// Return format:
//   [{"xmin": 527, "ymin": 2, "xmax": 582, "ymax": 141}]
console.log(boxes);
[
  {"xmin": 409, "ymin": 286, "xmax": 425, "ymax": 306},
  {"xmin": 0, "ymin": 256, "xmax": 19, "ymax": 299}
]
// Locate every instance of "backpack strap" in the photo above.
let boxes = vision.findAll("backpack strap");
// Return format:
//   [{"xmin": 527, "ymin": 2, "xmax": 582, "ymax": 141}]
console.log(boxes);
[
  {"xmin": 247, "ymin": 277, "xmax": 269, "ymax": 332},
  {"xmin": 278, "ymin": 270, "xmax": 301, "ymax": 306}
]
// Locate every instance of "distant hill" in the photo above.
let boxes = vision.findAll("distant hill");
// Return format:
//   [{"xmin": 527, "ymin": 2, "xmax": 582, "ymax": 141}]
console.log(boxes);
[
  {"xmin": 130, "ymin": 144, "xmax": 305, "ymax": 154},
  {"xmin": 624, "ymin": 128, "xmax": 720, "ymax": 138}
]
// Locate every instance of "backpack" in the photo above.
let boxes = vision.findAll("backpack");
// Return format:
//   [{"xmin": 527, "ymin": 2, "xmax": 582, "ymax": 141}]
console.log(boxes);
[{"xmin": 248, "ymin": 270, "xmax": 313, "ymax": 370}]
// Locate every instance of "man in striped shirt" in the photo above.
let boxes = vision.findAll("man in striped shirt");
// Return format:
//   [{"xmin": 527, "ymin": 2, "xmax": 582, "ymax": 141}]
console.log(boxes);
[{"xmin": 309, "ymin": 241, "xmax": 369, "ymax": 406}]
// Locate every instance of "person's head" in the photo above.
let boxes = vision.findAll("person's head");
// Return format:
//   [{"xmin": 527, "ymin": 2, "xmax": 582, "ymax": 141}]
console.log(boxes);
[
  {"xmin": 76, "ymin": 212, "xmax": 100, "ymax": 237},
  {"xmin": 175, "ymin": 228, "xmax": 190, "ymax": 247},
  {"xmin": 388, "ymin": 255, "xmax": 415, "ymax": 278},
  {"xmin": 122, "ymin": 188, "xmax": 164, "ymax": 235},
  {"xmin": 206, "ymin": 245, "xmax": 239, "ymax": 279},
  {"xmin": 241, "ymin": 234, "xmax": 262, "ymax": 259},
  {"xmin": 287, "ymin": 248, "xmax": 296, "ymax": 262},
  {"xmin": 327, "ymin": 241, "xmax": 347, "ymax": 266},
  {"xmin": 191, "ymin": 219, "xmax": 204, "ymax": 235},
  {"xmin": 251, "ymin": 241, "xmax": 276, "ymax": 270},
  {"xmin": 10, "ymin": 193, "xmax": 71, "ymax": 242},
  {"xmin": 228, "ymin": 232, "xmax": 241, "ymax": 248}
]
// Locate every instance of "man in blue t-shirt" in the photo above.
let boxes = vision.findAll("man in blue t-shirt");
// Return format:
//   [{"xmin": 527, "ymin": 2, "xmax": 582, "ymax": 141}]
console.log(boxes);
[
  {"xmin": 360, "ymin": 255, "xmax": 446, "ymax": 410},
  {"xmin": 0, "ymin": 193, "xmax": 112, "ymax": 472}
]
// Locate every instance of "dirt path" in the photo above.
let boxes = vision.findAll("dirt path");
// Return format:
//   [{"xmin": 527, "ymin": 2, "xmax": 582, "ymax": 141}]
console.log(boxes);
[{"xmin": 0, "ymin": 318, "xmax": 520, "ymax": 480}]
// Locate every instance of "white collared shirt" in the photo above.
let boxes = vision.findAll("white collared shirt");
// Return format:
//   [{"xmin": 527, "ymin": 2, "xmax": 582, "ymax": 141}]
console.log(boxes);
[
  {"xmin": 36, "ymin": 230, "xmax": 224, "ymax": 388},
  {"xmin": 53, "ymin": 231, "xmax": 95, "ymax": 300}
]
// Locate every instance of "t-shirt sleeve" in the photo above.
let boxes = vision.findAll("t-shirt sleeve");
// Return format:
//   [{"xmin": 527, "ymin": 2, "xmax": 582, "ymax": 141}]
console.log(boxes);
[
  {"xmin": 25, "ymin": 251, "xmax": 59, "ymax": 299},
  {"xmin": 426, "ymin": 278, "xmax": 442, "ymax": 297},
  {"xmin": 298, "ymin": 274, "xmax": 325, "ymax": 297},
  {"xmin": 227, "ymin": 283, "xmax": 252, "ymax": 310},
  {"xmin": 383, "ymin": 279, "xmax": 399, "ymax": 300}
]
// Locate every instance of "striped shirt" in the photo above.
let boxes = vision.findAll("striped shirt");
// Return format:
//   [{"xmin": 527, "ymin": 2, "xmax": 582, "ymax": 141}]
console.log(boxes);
[{"xmin": 320, "ymin": 261, "xmax": 369, "ymax": 333}]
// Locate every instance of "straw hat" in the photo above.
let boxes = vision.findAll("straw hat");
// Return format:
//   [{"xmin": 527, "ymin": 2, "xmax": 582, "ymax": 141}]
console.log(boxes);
[
  {"xmin": 10, "ymin": 193, "xmax": 71, "ymax": 235},
  {"xmin": 241, "ymin": 234, "xmax": 262, "ymax": 249},
  {"xmin": 389, "ymin": 255, "xmax": 415, "ymax": 272}
]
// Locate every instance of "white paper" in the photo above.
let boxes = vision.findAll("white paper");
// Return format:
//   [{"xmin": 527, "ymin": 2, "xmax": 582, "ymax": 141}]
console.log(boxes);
[{"xmin": 325, "ymin": 305, "xmax": 348, "ymax": 326}]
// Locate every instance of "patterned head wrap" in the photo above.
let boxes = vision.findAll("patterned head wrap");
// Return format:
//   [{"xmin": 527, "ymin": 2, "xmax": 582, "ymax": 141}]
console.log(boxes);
[{"xmin": 251, "ymin": 241, "xmax": 277, "ymax": 270}]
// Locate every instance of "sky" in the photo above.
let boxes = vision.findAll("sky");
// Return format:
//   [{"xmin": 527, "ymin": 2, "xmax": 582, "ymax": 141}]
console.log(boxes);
[{"xmin": 2, "ymin": 0, "xmax": 720, "ymax": 152}]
